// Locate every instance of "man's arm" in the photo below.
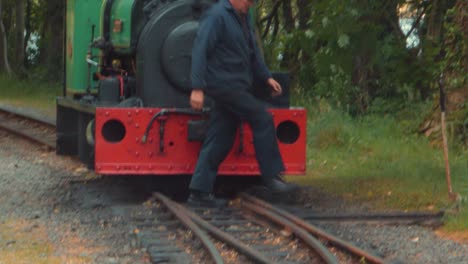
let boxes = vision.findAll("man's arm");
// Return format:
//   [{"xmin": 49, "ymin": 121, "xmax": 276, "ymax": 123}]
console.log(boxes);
[
  {"xmin": 251, "ymin": 35, "xmax": 272, "ymax": 83},
  {"xmin": 190, "ymin": 13, "xmax": 223, "ymax": 110},
  {"xmin": 251, "ymin": 33, "xmax": 282, "ymax": 97},
  {"xmin": 248, "ymin": 20, "xmax": 282, "ymax": 97}
]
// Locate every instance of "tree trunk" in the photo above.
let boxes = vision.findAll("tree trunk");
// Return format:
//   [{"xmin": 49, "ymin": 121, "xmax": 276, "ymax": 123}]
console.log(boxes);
[
  {"xmin": 282, "ymin": 0, "xmax": 294, "ymax": 32},
  {"xmin": 39, "ymin": 0, "xmax": 64, "ymax": 77},
  {"xmin": 0, "ymin": 0, "xmax": 12, "ymax": 75},
  {"xmin": 297, "ymin": 0, "xmax": 311, "ymax": 65},
  {"xmin": 297, "ymin": 0, "xmax": 311, "ymax": 30},
  {"xmin": 279, "ymin": 0, "xmax": 295, "ymax": 70},
  {"xmin": 23, "ymin": 0, "xmax": 31, "ymax": 66},
  {"xmin": 427, "ymin": 0, "xmax": 442, "ymax": 42},
  {"xmin": 15, "ymin": 0, "xmax": 25, "ymax": 72}
]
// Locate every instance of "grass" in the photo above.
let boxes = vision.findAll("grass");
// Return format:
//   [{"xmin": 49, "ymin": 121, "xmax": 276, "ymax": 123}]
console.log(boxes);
[
  {"xmin": 0, "ymin": 74, "xmax": 60, "ymax": 115},
  {"xmin": 290, "ymin": 97, "xmax": 468, "ymax": 232}
]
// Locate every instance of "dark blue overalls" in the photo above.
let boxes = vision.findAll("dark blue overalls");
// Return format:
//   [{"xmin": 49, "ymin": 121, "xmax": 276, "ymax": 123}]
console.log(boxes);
[{"xmin": 189, "ymin": 0, "xmax": 285, "ymax": 193}]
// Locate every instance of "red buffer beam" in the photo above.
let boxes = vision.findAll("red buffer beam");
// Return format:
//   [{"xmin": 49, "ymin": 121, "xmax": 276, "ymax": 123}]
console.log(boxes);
[{"xmin": 94, "ymin": 107, "xmax": 307, "ymax": 176}]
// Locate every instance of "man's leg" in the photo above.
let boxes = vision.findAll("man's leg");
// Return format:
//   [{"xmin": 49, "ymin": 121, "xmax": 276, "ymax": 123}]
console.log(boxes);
[
  {"xmin": 215, "ymin": 90, "xmax": 286, "ymax": 182},
  {"xmin": 249, "ymin": 109, "xmax": 286, "ymax": 179},
  {"xmin": 189, "ymin": 107, "xmax": 239, "ymax": 193}
]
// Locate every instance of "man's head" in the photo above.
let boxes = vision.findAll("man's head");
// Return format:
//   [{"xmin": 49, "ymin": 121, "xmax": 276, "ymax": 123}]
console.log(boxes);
[{"xmin": 230, "ymin": 0, "xmax": 254, "ymax": 15}]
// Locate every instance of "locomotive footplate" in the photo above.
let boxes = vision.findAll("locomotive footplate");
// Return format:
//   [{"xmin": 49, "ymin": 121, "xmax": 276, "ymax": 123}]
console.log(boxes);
[{"xmin": 94, "ymin": 107, "xmax": 307, "ymax": 176}]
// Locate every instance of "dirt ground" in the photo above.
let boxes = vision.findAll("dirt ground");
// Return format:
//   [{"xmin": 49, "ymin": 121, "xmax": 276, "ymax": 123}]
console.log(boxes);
[{"xmin": 0, "ymin": 131, "xmax": 149, "ymax": 264}]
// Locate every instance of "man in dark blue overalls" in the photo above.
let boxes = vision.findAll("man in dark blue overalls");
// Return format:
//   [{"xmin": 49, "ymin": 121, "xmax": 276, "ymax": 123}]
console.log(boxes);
[{"xmin": 188, "ymin": 0, "xmax": 298, "ymax": 207}]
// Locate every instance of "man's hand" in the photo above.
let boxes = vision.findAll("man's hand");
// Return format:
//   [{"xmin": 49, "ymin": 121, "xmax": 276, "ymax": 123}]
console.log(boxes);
[
  {"xmin": 267, "ymin": 78, "xmax": 282, "ymax": 97},
  {"xmin": 190, "ymin": 89, "xmax": 205, "ymax": 111}
]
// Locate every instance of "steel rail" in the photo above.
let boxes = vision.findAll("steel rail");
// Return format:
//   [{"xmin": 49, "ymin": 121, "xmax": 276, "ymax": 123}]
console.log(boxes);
[
  {"xmin": 153, "ymin": 193, "xmax": 224, "ymax": 264},
  {"xmin": 0, "ymin": 122, "xmax": 55, "ymax": 149},
  {"xmin": 294, "ymin": 210, "xmax": 445, "ymax": 222},
  {"xmin": 0, "ymin": 105, "xmax": 56, "ymax": 149},
  {"xmin": 0, "ymin": 119, "xmax": 56, "ymax": 150},
  {"xmin": 172, "ymin": 202, "xmax": 274, "ymax": 264},
  {"xmin": 240, "ymin": 193, "xmax": 387, "ymax": 264},
  {"xmin": 239, "ymin": 199, "xmax": 339, "ymax": 264}
]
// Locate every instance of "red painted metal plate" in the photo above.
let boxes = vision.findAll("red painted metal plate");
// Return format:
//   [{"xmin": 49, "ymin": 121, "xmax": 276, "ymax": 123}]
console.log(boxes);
[{"xmin": 95, "ymin": 108, "xmax": 306, "ymax": 176}]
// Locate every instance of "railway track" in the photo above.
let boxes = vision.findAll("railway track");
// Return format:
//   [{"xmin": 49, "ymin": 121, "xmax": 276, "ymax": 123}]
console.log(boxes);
[
  {"xmin": 135, "ymin": 192, "xmax": 389, "ymax": 264},
  {"xmin": 0, "ymin": 105, "xmax": 56, "ymax": 150}
]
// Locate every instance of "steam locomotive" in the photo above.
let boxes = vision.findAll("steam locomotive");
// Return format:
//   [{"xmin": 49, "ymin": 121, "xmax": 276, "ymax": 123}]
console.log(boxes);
[{"xmin": 57, "ymin": 0, "xmax": 306, "ymax": 179}]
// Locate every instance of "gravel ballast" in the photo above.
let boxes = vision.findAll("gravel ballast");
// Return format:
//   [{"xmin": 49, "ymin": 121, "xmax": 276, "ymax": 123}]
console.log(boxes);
[{"xmin": 0, "ymin": 131, "xmax": 148, "ymax": 264}]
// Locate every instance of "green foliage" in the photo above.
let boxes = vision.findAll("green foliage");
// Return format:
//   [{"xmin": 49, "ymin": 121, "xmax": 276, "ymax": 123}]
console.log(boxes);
[
  {"xmin": 0, "ymin": 0, "xmax": 63, "ymax": 79},
  {"xmin": 259, "ymin": 0, "xmax": 465, "ymax": 147},
  {"xmin": 260, "ymin": 0, "xmax": 463, "ymax": 115},
  {"xmin": 300, "ymin": 3, "xmax": 362, "ymax": 85}
]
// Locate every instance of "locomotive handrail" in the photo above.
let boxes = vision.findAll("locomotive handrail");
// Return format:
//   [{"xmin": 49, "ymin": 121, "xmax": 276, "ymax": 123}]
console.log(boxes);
[
  {"xmin": 141, "ymin": 107, "xmax": 211, "ymax": 144},
  {"xmin": 86, "ymin": 56, "xmax": 99, "ymax": 67}
]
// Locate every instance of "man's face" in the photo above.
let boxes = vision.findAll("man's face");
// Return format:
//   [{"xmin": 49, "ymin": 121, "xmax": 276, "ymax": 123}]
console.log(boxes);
[{"xmin": 231, "ymin": 0, "xmax": 254, "ymax": 14}]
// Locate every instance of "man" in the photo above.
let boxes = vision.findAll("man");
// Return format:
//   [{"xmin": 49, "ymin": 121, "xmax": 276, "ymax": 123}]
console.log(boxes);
[{"xmin": 187, "ymin": 0, "xmax": 298, "ymax": 207}]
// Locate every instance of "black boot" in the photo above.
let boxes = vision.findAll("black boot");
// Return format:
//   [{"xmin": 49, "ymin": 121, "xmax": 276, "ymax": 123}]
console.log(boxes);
[
  {"xmin": 263, "ymin": 176, "xmax": 299, "ymax": 194},
  {"xmin": 187, "ymin": 190, "xmax": 228, "ymax": 208}
]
